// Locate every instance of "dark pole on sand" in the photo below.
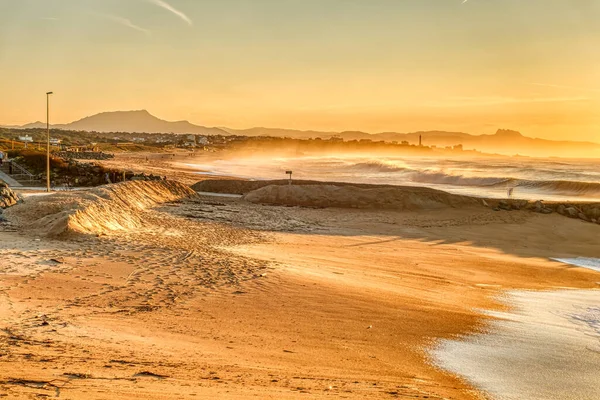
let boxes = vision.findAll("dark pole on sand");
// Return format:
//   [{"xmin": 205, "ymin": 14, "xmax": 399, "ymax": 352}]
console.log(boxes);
[
  {"xmin": 286, "ymin": 171, "xmax": 293, "ymax": 185},
  {"xmin": 46, "ymin": 91, "xmax": 53, "ymax": 192}
]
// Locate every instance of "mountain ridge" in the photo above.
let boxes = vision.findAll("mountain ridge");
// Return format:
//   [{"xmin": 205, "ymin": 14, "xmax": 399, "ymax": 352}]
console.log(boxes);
[{"xmin": 3, "ymin": 110, "xmax": 599, "ymax": 157}]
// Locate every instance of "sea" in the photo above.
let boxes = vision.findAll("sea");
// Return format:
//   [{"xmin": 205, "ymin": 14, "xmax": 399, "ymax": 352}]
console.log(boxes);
[{"xmin": 189, "ymin": 155, "xmax": 600, "ymax": 202}]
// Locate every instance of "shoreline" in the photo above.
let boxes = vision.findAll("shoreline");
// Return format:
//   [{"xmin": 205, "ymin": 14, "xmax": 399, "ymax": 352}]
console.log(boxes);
[
  {"xmin": 89, "ymin": 152, "xmax": 600, "ymax": 203},
  {"xmin": 432, "ymin": 289, "xmax": 600, "ymax": 400}
]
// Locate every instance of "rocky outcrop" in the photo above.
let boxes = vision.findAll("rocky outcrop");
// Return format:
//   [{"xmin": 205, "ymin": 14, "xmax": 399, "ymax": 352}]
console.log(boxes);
[
  {"xmin": 54, "ymin": 151, "xmax": 115, "ymax": 161},
  {"xmin": 0, "ymin": 181, "xmax": 20, "ymax": 208},
  {"xmin": 492, "ymin": 198, "xmax": 600, "ymax": 224},
  {"xmin": 0, "ymin": 181, "xmax": 21, "ymax": 222}
]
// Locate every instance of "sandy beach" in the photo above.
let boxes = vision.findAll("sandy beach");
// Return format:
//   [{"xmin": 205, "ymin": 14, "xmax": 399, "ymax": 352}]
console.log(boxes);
[
  {"xmin": 96, "ymin": 151, "xmax": 227, "ymax": 185},
  {"xmin": 4, "ymin": 1, "xmax": 600, "ymax": 398},
  {"xmin": 0, "ymin": 177, "xmax": 598, "ymax": 399}
]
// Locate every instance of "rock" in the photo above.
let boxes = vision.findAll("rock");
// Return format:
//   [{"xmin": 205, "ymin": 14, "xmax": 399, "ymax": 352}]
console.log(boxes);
[
  {"xmin": 565, "ymin": 207, "xmax": 579, "ymax": 218},
  {"xmin": 54, "ymin": 151, "xmax": 115, "ymax": 161},
  {"xmin": 514, "ymin": 200, "xmax": 528, "ymax": 210},
  {"xmin": 498, "ymin": 201, "xmax": 511, "ymax": 211},
  {"xmin": 585, "ymin": 207, "xmax": 600, "ymax": 220},
  {"xmin": 578, "ymin": 213, "xmax": 590, "ymax": 222},
  {"xmin": 482, "ymin": 199, "xmax": 489, "ymax": 207},
  {"xmin": 557, "ymin": 205, "xmax": 566, "ymax": 215},
  {"xmin": 0, "ymin": 183, "xmax": 19, "ymax": 211},
  {"xmin": 541, "ymin": 208, "xmax": 553, "ymax": 214}
]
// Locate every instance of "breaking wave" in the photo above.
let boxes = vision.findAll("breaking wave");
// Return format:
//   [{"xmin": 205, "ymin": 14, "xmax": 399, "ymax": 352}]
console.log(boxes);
[
  {"xmin": 345, "ymin": 161, "xmax": 600, "ymax": 197},
  {"xmin": 349, "ymin": 161, "xmax": 408, "ymax": 173},
  {"xmin": 407, "ymin": 172, "xmax": 514, "ymax": 187},
  {"xmin": 518, "ymin": 180, "xmax": 600, "ymax": 196}
]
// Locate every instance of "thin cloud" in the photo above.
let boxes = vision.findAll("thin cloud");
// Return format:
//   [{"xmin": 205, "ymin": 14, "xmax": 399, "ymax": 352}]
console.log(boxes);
[
  {"xmin": 462, "ymin": 0, "xmax": 469, "ymax": 4},
  {"xmin": 530, "ymin": 83, "xmax": 600, "ymax": 93},
  {"xmin": 147, "ymin": 0, "xmax": 193, "ymax": 26},
  {"xmin": 430, "ymin": 96, "xmax": 590, "ymax": 108},
  {"xmin": 98, "ymin": 14, "xmax": 151, "ymax": 36}
]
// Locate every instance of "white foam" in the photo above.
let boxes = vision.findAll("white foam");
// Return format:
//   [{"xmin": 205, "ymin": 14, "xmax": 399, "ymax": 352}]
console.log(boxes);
[
  {"xmin": 552, "ymin": 258, "xmax": 600, "ymax": 273},
  {"xmin": 432, "ymin": 290, "xmax": 600, "ymax": 400}
]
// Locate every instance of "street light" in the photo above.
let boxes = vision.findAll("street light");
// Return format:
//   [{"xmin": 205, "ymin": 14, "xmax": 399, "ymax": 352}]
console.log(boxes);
[{"xmin": 46, "ymin": 91, "xmax": 53, "ymax": 192}]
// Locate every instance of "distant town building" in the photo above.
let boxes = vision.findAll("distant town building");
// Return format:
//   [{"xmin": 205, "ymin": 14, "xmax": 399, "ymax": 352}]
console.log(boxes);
[
  {"xmin": 19, "ymin": 135, "xmax": 33, "ymax": 143},
  {"xmin": 196, "ymin": 136, "xmax": 209, "ymax": 146}
]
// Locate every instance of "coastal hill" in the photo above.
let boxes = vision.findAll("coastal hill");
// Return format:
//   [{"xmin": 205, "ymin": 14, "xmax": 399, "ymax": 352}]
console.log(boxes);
[
  {"xmin": 5, "ymin": 110, "xmax": 228, "ymax": 136},
  {"xmin": 4, "ymin": 110, "xmax": 600, "ymax": 156}
]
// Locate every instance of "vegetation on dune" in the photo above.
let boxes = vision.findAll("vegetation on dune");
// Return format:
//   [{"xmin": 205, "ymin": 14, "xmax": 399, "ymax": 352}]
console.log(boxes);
[{"xmin": 5, "ymin": 149, "xmax": 122, "ymax": 187}]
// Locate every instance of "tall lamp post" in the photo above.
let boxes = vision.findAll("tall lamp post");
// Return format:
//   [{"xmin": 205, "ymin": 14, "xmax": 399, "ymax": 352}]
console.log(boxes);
[{"xmin": 46, "ymin": 91, "xmax": 53, "ymax": 192}]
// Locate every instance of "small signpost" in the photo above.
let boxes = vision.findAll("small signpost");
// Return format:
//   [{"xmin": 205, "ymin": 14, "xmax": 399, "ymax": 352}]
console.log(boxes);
[{"xmin": 286, "ymin": 170, "xmax": 293, "ymax": 185}]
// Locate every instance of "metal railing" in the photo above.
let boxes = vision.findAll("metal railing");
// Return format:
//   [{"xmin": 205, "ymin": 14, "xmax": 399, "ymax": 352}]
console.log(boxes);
[{"xmin": 1, "ymin": 159, "xmax": 38, "ymax": 182}]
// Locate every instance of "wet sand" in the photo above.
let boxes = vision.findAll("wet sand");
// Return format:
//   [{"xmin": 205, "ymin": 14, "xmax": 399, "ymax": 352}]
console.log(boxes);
[
  {"xmin": 0, "ymin": 186, "xmax": 599, "ymax": 399},
  {"xmin": 433, "ymin": 290, "xmax": 600, "ymax": 400}
]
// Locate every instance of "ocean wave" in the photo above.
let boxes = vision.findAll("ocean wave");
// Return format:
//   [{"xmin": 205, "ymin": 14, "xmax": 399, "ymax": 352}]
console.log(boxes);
[
  {"xmin": 344, "ymin": 160, "xmax": 600, "ymax": 196},
  {"xmin": 408, "ymin": 172, "xmax": 515, "ymax": 187},
  {"xmin": 517, "ymin": 180, "xmax": 600, "ymax": 196},
  {"xmin": 409, "ymin": 174, "xmax": 600, "ymax": 196},
  {"xmin": 349, "ymin": 161, "xmax": 408, "ymax": 173}
]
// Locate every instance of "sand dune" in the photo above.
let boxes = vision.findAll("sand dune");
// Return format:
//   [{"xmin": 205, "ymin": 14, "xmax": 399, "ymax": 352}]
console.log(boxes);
[
  {"xmin": 193, "ymin": 178, "xmax": 484, "ymax": 197},
  {"xmin": 5, "ymin": 180, "xmax": 196, "ymax": 237},
  {"xmin": 243, "ymin": 184, "xmax": 482, "ymax": 210}
]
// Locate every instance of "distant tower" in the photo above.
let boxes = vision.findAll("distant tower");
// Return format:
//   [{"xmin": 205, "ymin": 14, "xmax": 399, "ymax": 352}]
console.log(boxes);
[{"xmin": 419, "ymin": 135, "xmax": 422, "ymax": 147}]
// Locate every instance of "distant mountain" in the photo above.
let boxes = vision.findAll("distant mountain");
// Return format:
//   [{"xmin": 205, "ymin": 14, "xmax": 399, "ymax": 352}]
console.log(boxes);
[
  {"xmin": 3, "ymin": 110, "xmax": 228, "ymax": 136},
  {"xmin": 222, "ymin": 126, "xmax": 339, "ymax": 139},
  {"xmin": 2, "ymin": 121, "xmax": 47, "ymax": 129},
  {"xmin": 5, "ymin": 111, "xmax": 599, "ymax": 157},
  {"xmin": 227, "ymin": 127, "xmax": 600, "ymax": 157}
]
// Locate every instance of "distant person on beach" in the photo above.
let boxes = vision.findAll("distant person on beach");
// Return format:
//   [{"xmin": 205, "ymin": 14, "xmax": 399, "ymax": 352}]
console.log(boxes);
[{"xmin": 508, "ymin": 188, "xmax": 514, "ymax": 198}]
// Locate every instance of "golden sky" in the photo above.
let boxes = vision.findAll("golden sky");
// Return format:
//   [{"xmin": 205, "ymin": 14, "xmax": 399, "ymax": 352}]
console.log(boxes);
[{"xmin": 1, "ymin": 0, "xmax": 599, "ymax": 141}]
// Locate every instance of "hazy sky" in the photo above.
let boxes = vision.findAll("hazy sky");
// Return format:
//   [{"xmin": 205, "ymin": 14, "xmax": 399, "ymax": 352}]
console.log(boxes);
[{"xmin": 1, "ymin": 0, "xmax": 599, "ymax": 141}]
